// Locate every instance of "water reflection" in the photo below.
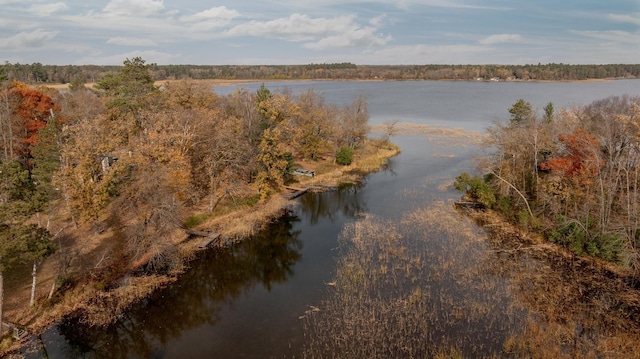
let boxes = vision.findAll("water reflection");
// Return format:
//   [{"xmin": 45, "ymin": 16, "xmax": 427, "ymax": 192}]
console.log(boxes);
[
  {"xmin": 303, "ymin": 201, "xmax": 640, "ymax": 357},
  {"xmin": 297, "ymin": 182, "xmax": 368, "ymax": 224},
  {"xmin": 302, "ymin": 202, "xmax": 524, "ymax": 357},
  {"xmin": 54, "ymin": 211, "xmax": 303, "ymax": 358}
]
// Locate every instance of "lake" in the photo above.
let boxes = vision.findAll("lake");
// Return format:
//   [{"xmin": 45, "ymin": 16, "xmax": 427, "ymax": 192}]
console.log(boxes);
[{"xmin": 39, "ymin": 80, "xmax": 640, "ymax": 358}]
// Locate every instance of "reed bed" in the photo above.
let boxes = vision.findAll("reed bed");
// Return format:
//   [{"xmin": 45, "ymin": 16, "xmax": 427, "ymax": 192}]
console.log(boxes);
[{"xmin": 302, "ymin": 200, "xmax": 640, "ymax": 358}]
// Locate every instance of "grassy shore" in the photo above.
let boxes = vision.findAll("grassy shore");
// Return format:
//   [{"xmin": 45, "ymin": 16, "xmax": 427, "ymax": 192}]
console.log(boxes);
[{"xmin": 0, "ymin": 137, "xmax": 399, "ymax": 355}]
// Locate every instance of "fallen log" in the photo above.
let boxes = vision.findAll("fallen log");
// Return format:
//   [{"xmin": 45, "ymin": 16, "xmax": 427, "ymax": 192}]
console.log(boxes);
[
  {"xmin": 454, "ymin": 201, "xmax": 486, "ymax": 209},
  {"xmin": 185, "ymin": 229, "xmax": 212, "ymax": 237}
]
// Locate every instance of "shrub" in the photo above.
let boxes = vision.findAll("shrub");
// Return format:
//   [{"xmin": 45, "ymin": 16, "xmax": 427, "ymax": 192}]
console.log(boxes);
[
  {"xmin": 495, "ymin": 196, "xmax": 512, "ymax": 216},
  {"xmin": 454, "ymin": 172, "xmax": 496, "ymax": 207},
  {"xmin": 336, "ymin": 146, "xmax": 354, "ymax": 166},
  {"xmin": 548, "ymin": 218, "xmax": 621, "ymax": 261},
  {"xmin": 589, "ymin": 233, "xmax": 622, "ymax": 261}
]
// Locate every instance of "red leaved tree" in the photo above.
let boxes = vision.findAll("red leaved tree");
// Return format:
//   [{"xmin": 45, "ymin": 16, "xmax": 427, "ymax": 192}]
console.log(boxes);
[
  {"xmin": 541, "ymin": 128, "xmax": 603, "ymax": 180},
  {"xmin": 540, "ymin": 128, "xmax": 603, "ymax": 227},
  {"xmin": 9, "ymin": 81, "xmax": 63, "ymax": 162}
]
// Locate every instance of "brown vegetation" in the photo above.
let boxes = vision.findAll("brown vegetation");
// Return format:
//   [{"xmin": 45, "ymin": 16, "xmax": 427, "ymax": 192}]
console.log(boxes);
[
  {"xmin": 469, "ymin": 208, "xmax": 640, "ymax": 358},
  {"xmin": 456, "ymin": 96, "xmax": 640, "ymax": 267},
  {"xmin": 0, "ymin": 57, "xmax": 398, "ymax": 355},
  {"xmin": 303, "ymin": 200, "xmax": 640, "ymax": 357}
]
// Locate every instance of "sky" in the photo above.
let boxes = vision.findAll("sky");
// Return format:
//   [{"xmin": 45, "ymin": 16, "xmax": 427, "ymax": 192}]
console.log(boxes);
[{"xmin": 1, "ymin": 0, "xmax": 639, "ymax": 66}]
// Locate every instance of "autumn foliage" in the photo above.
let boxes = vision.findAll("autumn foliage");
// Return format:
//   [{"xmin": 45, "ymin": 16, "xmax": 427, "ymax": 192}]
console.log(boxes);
[
  {"xmin": 540, "ymin": 128, "xmax": 603, "ymax": 178},
  {"xmin": 475, "ymin": 95, "xmax": 640, "ymax": 265},
  {"xmin": 0, "ymin": 81, "xmax": 63, "ymax": 163}
]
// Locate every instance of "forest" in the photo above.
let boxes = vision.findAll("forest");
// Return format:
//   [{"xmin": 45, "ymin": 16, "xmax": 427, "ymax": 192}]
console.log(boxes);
[
  {"xmin": 3, "ymin": 61, "xmax": 640, "ymax": 85},
  {"xmin": 456, "ymin": 95, "xmax": 640, "ymax": 268},
  {"xmin": 0, "ymin": 57, "xmax": 379, "ymax": 343}
]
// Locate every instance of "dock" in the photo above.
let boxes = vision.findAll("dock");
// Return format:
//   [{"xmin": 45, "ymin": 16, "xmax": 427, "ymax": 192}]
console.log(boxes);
[
  {"xmin": 283, "ymin": 186, "xmax": 309, "ymax": 200},
  {"xmin": 185, "ymin": 229, "xmax": 221, "ymax": 249}
]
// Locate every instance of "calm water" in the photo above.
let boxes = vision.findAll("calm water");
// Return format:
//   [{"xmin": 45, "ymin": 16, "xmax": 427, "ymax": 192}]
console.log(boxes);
[
  {"xmin": 216, "ymin": 79, "xmax": 640, "ymax": 130},
  {"xmin": 40, "ymin": 80, "xmax": 640, "ymax": 358}
]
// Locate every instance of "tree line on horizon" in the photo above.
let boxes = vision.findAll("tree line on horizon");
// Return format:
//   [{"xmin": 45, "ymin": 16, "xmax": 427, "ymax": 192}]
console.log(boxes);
[{"xmin": 3, "ymin": 62, "xmax": 640, "ymax": 85}]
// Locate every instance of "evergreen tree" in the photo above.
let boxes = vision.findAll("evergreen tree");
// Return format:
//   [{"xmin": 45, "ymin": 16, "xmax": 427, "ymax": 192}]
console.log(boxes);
[
  {"xmin": 543, "ymin": 102, "xmax": 555, "ymax": 123},
  {"xmin": 96, "ymin": 57, "xmax": 158, "ymax": 143},
  {"xmin": 0, "ymin": 66, "xmax": 7, "ymax": 83},
  {"xmin": 0, "ymin": 160, "xmax": 54, "ymax": 324},
  {"xmin": 508, "ymin": 99, "xmax": 533, "ymax": 125}
]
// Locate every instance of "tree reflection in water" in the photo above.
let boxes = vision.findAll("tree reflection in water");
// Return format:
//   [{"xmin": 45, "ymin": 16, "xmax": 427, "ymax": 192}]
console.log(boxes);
[
  {"xmin": 56, "ymin": 211, "xmax": 303, "ymax": 358},
  {"xmin": 298, "ymin": 181, "xmax": 368, "ymax": 225}
]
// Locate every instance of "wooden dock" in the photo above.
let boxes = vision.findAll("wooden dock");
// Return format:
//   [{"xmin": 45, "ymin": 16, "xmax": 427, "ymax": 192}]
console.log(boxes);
[
  {"xmin": 185, "ymin": 229, "xmax": 221, "ymax": 249},
  {"xmin": 283, "ymin": 186, "xmax": 309, "ymax": 200}
]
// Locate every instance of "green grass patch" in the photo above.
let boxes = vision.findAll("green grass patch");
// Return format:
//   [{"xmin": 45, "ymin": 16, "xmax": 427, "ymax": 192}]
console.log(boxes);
[
  {"xmin": 185, "ymin": 212, "xmax": 215, "ymax": 229},
  {"xmin": 228, "ymin": 193, "xmax": 261, "ymax": 210}
]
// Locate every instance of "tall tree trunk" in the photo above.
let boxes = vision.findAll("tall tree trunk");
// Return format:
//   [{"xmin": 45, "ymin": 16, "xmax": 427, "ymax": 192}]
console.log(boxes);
[
  {"xmin": 48, "ymin": 277, "xmax": 57, "ymax": 300},
  {"xmin": 30, "ymin": 261, "xmax": 38, "ymax": 307},
  {"xmin": 0, "ymin": 270, "xmax": 4, "ymax": 335}
]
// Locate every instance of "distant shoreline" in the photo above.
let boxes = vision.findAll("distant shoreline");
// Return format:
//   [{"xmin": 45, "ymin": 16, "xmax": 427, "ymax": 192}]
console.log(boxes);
[{"xmin": 40, "ymin": 76, "xmax": 629, "ymax": 90}]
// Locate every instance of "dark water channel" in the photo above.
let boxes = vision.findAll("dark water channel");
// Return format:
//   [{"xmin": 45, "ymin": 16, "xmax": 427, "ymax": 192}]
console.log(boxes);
[
  {"xmin": 41, "ymin": 133, "xmax": 478, "ymax": 358},
  {"xmin": 37, "ymin": 80, "xmax": 640, "ymax": 358}
]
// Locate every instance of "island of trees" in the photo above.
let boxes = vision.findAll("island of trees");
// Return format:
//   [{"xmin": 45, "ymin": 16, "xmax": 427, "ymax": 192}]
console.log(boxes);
[
  {"xmin": 0, "ymin": 57, "xmax": 397, "ymax": 351},
  {"xmin": 3, "ymin": 62, "xmax": 640, "ymax": 85},
  {"xmin": 456, "ymin": 95, "xmax": 640, "ymax": 268}
]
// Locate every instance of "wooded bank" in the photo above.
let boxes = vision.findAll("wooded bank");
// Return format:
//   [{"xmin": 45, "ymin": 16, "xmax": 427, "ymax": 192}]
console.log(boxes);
[
  {"xmin": 0, "ymin": 56, "xmax": 403, "ymax": 355},
  {"xmin": 455, "ymin": 95, "xmax": 640, "ymax": 270},
  {"xmin": 3, "ymin": 62, "xmax": 640, "ymax": 85}
]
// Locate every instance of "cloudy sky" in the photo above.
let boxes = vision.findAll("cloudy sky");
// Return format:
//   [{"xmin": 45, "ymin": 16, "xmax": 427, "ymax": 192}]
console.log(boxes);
[{"xmin": 1, "ymin": 0, "xmax": 639, "ymax": 65}]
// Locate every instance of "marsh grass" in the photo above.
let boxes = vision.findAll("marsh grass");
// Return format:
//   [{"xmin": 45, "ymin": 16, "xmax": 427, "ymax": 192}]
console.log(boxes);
[
  {"xmin": 370, "ymin": 123, "xmax": 485, "ymax": 146},
  {"xmin": 303, "ymin": 201, "xmax": 640, "ymax": 358},
  {"xmin": 302, "ymin": 201, "xmax": 519, "ymax": 357}
]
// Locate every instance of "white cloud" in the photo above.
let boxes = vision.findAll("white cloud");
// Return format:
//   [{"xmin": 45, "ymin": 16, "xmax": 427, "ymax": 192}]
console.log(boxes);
[
  {"xmin": 572, "ymin": 30, "xmax": 640, "ymax": 44},
  {"xmin": 369, "ymin": 14, "xmax": 387, "ymax": 27},
  {"xmin": 29, "ymin": 2, "xmax": 68, "ymax": 17},
  {"xmin": 305, "ymin": 28, "xmax": 392, "ymax": 50},
  {"xmin": 417, "ymin": 0, "xmax": 507, "ymax": 10},
  {"xmin": 61, "ymin": 12, "xmax": 191, "ymax": 43},
  {"xmin": 107, "ymin": 37, "xmax": 158, "ymax": 46},
  {"xmin": 365, "ymin": 43, "xmax": 491, "ymax": 64},
  {"xmin": 0, "ymin": 18, "xmax": 38, "ymax": 31},
  {"xmin": 227, "ymin": 14, "xmax": 349, "ymax": 41},
  {"xmin": 103, "ymin": 0, "xmax": 164, "ymax": 17},
  {"xmin": 180, "ymin": 6, "xmax": 240, "ymax": 31},
  {"xmin": 274, "ymin": 0, "xmax": 511, "ymax": 11},
  {"xmin": 227, "ymin": 13, "xmax": 390, "ymax": 49},
  {"xmin": 607, "ymin": 13, "xmax": 640, "ymax": 26},
  {"xmin": 479, "ymin": 34, "xmax": 523, "ymax": 45},
  {"xmin": 0, "ymin": 30, "xmax": 58, "ymax": 49}
]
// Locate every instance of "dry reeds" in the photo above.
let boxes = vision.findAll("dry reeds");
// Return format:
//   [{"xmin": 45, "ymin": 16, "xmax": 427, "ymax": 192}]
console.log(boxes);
[
  {"xmin": 370, "ymin": 122, "xmax": 486, "ymax": 145},
  {"xmin": 302, "ymin": 200, "xmax": 640, "ymax": 358},
  {"xmin": 302, "ymin": 202, "xmax": 513, "ymax": 357}
]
